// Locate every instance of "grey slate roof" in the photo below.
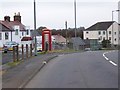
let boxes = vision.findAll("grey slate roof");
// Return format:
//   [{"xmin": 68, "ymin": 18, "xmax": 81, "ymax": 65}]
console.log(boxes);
[
  {"xmin": 70, "ymin": 37, "xmax": 85, "ymax": 45},
  {"xmin": 85, "ymin": 21, "xmax": 114, "ymax": 31}
]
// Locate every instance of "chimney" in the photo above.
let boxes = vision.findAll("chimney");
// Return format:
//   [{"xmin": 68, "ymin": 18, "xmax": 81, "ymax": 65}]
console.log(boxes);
[
  {"xmin": 14, "ymin": 12, "xmax": 21, "ymax": 22},
  {"xmin": 4, "ymin": 16, "xmax": 10, "ymax": 22}
]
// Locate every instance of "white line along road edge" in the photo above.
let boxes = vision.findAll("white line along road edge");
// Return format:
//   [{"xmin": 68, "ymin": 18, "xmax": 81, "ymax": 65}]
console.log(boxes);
[
  {"xmin": 103, "ymin": 51, "xmax": 118, "ymax": 67},
  {"xmin": 109, "ymin": 60, "xmax": 117, "ymax": 66},
  {"xmin": 103, "ymin": 53, "xmax": 109, "ymax": 61}
]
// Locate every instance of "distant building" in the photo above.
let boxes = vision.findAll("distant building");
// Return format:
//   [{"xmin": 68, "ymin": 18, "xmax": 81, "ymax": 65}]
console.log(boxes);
[
  {"xmin": 52, "ymin": 34, "xmax": 66, "ymax": 45},
  {"xmin": 68, "ymin": 37, "xmax": 85, "ymax": 50},
  {"xmin": 0, "ymin": 12, "xmax": 31, "ymax": 47},
  {"xmin": 83, "ymin": 21, "xmax": 119, "ymax": 48}
]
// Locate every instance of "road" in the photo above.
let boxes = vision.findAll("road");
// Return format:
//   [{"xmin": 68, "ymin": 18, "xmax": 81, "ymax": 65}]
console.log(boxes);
[{"xmin": 25, "ymin": 50, "xmax": 118, "ymax": 88}]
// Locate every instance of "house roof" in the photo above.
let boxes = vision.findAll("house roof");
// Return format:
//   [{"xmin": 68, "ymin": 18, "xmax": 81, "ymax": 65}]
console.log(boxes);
[
  {"xmin": 0, "ymin": 20, "xmax": 25, "ymax": 31},
  {"xmin": 85, "ymin": 21, "xmax": 115, "ymax": 31},
  {"xmin": 21, "ymin": 36, "xmax": 33, "ymax": 41},
  {"xmin": 52, "ymin": 35, "xmax": 66, "ymax": 43},
  {"xmin": 70, "ymin": 37, "xmax": 85, "ymax": 45}
]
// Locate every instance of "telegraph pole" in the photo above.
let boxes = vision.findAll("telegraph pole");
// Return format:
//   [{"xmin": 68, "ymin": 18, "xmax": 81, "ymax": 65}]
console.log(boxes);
[
  {"xmin": 74, "ymin": 0, "xmax": 77, "ymax": 37},
  {"xmin": 34, "ymin": 0, "xmax": 37, "ymax": 56},
  {"xmin": 65, "ymin": 21, "xmax": 67, "ymax": 47}
]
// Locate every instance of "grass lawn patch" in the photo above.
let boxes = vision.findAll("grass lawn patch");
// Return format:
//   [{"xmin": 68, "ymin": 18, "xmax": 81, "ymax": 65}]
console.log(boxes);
[{"xmin": 6, "ymin": 60, "xmax": 23, "ymax": 67}]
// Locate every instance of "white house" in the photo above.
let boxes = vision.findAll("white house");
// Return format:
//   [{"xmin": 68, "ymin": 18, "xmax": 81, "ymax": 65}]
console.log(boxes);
[
  {"xmin": 0, "ymin": 12, "xmax": 31, "ymax": 48},
  {"xmin": 83, "ymin": 21, "xmax": 119, "ymax": 47}
]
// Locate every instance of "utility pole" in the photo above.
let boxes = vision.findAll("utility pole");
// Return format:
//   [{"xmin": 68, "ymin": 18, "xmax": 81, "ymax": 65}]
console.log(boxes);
[
  {"xmin": 74, "ymin": 0, "xmax": 77, "ymax": 37},
  {"xmin": 65, "ymin": 21, "xmax": 67, "ymax": 48},
  {"xmin": 11, "ymin": 30, "xmax": 12, "ymax": 41},
  {"xmin": 74, "ymin": 0, "xmax": 77, "ymax": 50},
  {"xmin": 34, "ymin": 0, "xmax": 37, "ymax": 56}
]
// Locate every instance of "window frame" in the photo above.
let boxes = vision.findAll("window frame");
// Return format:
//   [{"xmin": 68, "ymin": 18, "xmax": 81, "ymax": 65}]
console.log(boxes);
[
  {"xmin": 0, "ymin": 33, "xmax": 2, "ymax": 40},
  {"xmin": 103, "ymin": 31, "xmax": 105, "ymax": 35},
  {"xmin": 98, "ymin": 31, "xmax": 101, "ymax": 35},
  {"xmin": 109, "ymin": 31, "xmax": 111, "ymax": 35},
  {"xmin": 5, "ymin": 32, "xmax": 9, "ymax": 40},
  {"xmin": 26, "ymin": 29, "xmax": 29, "ymax": 35},
  {"xmin": 15, "ymin": 29, "xmax": 19, "ymax": 35},
  {"xmin": 86, "ymin": 31, "xmax": 89, "ymax": 34}
]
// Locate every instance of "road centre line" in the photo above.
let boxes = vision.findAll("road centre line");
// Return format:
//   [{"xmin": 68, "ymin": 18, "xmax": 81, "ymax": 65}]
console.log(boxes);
[{"xmin": 103, "ymin": 51, "xmax": 117, "ymax": 67}]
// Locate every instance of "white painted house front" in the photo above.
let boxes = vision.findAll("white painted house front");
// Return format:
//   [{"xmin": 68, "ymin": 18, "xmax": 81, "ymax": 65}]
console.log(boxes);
[
  {"xmin": 84, "ymin": 21, "xmax": 119, "ymax": 46},
  {"xmin": 0, "ymin": 12, "xmax": 31, "ymax": 48}
]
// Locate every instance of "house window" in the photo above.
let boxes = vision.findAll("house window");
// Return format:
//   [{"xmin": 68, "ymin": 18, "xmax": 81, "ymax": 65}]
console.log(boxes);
[
  {"xmin": 114, "ymin": 32, "xmax": 116, "ymax": 35},
  {"xmin": 98, "ymin": 37, "xmax": 100, "ymax": 40},
  {"xmin": 103, "ymin": 37, "xmax": 105, "ymax": 40},
  {"xmin": 0, "ymin": 33, "xmax": 2, "ymax": 40},
  {"xmin": 119, "ymin": 31, "xmax": 120, "ymax": 34},
  {"xmin": 15, "ymin": 29, "xmax": 18, "ymax": 35},
  {"xmin": 86, "ymin": 32, "xmax": 89, "ymax": 34},
  {"xmin": 103, "ymin": 31, "xmax": 105, "ymax": 35},
  {"xmin": 5, "ymin": 32, "xmax": 9, "ymax": 40},
  {"xmin": 98, "ymin": 31, "xmax": 101, "ymax": 35},
  {"xmin": 109, "ymin": 31, "xmax": 111, "ymax": 35},
  {"xmin": 115, "ymin": 38, "xmax": 116, "ymax": 41},
  {"xmin": 109, "ymin": 37, "xmax": 111, "ymax": 40},
  {"xmin": 22, "ymin": 32, "xmax": 24, "ymax": 36},
  {"xmin": 100, "ymin": 36, "xmax": 102, "ymax": 40},
  {"xmin": 26, "ymin": 29, "xmax": 29, "ymax": 35}
]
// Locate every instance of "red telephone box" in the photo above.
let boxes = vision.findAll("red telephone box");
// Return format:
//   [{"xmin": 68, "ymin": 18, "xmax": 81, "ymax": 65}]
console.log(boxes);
[{"xmin": 42, "ymin": 28, "xmax": 52, "ymax": 51}]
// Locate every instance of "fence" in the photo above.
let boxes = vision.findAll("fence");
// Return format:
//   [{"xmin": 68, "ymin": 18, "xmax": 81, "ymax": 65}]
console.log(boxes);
[{"xmin": 13, "ymin": 44, "xmax": 33, "ymax": 62}]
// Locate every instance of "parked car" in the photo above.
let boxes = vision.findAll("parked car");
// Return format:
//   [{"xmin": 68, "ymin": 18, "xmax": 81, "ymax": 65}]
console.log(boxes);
[
  {"xmin": 3, "ymin": 41, "xmax": 19, "ymax": 53},
  {"xmin": 85, "ymin": 48, "xmax": 91, "ymax": 51},
  {"xmin": 3, "ymin": 45, "xmax": 8, "ymax": 53},
  {"xmin": 37, "ymin": 42, "xmax": 42, "ymax": 52}
]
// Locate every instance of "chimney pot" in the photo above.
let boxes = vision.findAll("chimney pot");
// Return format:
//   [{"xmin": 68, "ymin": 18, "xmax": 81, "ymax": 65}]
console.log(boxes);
[
  {"xmin": 14, "ymin": 12, "xmax": 21, "ymax": 22},
  {"xmin": 4, "ymin": 16, "xmax": 10, "ymax": 22}
]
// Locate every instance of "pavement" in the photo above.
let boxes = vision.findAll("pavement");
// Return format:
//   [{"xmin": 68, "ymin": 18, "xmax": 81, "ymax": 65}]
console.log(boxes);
[
  {"xmin": 2, "ymin": 53, "xmax": 58, "ymax": 88},
  {"xmin": 2, "ymin": 50, "xmax": 30, "ymax": 65},
  {"xmin": 2, "ymin": 51, "xmax": 13, "ymax": 65}
]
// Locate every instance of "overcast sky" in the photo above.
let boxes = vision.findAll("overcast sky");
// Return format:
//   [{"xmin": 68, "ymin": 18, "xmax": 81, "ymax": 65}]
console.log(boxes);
[{"xmin": 0, "ymin": 0, "xmax": 119, "ymax": 29}]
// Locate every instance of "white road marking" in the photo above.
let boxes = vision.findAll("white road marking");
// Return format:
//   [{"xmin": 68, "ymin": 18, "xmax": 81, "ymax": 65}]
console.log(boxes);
[
  {"xmin": 109, "ymin": 61, "xmax": 117, "ymax": 66},
  {"xmin": 103, "ymin": 53, "xmax": 109, "ymax": 60},
  {"xmin": 103, "ymin": 51, "xmax": 118, "ymax": 67}
]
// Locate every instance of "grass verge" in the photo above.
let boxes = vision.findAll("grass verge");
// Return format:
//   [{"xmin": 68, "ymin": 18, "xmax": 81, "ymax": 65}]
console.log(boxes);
[{"xmin": 6, "ymin": 60, "xmax": 23, "ymax": 67}]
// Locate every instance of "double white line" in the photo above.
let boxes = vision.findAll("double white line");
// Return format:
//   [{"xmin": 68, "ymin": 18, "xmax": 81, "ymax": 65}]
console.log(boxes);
[{"xmin": 103, "ymin": 51, "xmax": 117, "ymax": 67}]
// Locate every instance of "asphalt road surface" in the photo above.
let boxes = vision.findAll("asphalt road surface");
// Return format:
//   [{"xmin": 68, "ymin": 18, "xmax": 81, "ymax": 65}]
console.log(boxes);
[{"xmin": 25, "ymin": 50, "xmax": 118, "ymax": 88}]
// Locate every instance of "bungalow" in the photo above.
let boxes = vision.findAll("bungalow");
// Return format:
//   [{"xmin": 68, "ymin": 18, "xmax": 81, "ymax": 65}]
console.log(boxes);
[
  {"xmin": 83, "ymin": 21, "xmax": 119, "ymax": 48},
  {"xmin": 0, "ymin": 12, "xmax": 31, "ymax": 48}
]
